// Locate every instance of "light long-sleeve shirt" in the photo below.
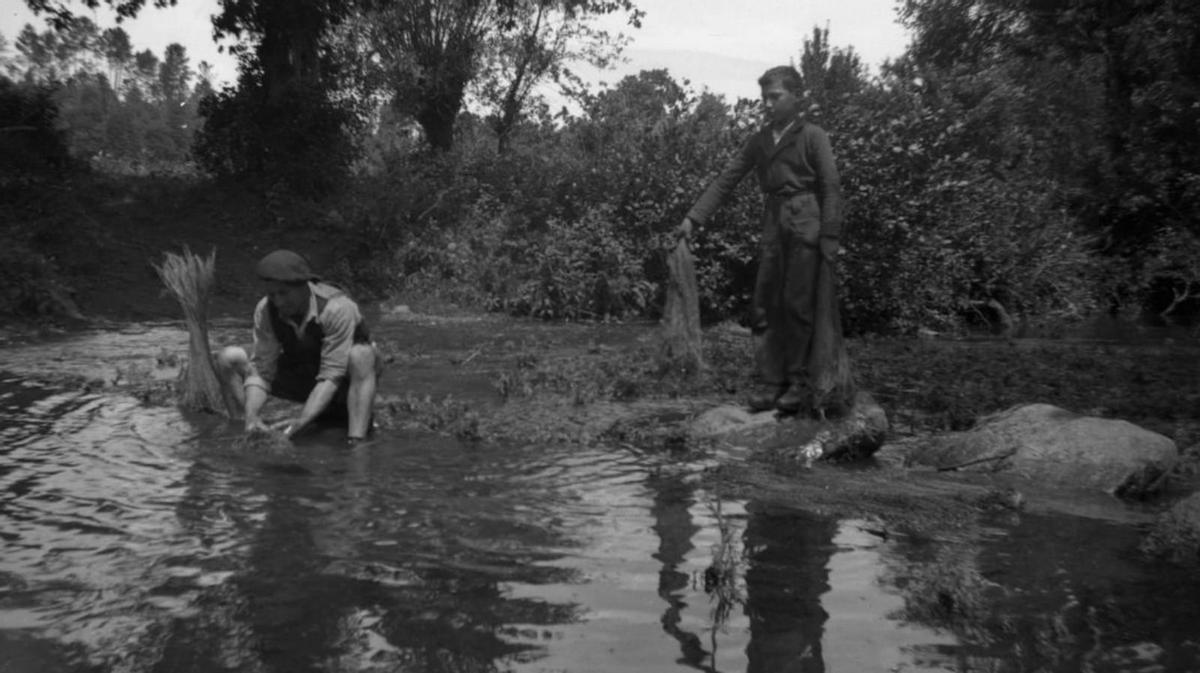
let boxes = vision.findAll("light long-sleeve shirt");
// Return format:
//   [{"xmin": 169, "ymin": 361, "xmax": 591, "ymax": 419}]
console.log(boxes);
[{"xmin": 250, "ymin": 282, "xmax": 365, "ymax": 387}]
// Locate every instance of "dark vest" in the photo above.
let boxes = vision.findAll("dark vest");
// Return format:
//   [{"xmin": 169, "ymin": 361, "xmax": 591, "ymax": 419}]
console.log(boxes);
[{"xmin": 267, "ymin": 288, "xmax": 370, "ymax": 383}]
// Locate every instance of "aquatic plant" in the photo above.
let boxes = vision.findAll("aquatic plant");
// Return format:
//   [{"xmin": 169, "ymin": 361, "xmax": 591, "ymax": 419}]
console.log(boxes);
[{"xmin": 701, "ymin": 498, "xmax": 746, "ymax": 630}]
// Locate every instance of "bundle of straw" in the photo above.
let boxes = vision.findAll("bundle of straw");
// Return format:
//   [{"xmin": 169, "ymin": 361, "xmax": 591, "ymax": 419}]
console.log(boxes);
[
  {"xmin": 153, "ymin": 247, "xmax": 225, "ymax": 414},
  {"xmin": 659, "ymin": 238, "xmax": 703, "ymax": 375}
]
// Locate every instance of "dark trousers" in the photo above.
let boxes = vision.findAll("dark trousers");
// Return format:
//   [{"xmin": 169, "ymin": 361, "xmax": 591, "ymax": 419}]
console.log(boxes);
[{"xmin": 752, "ymin": 193, "xmax": 843, "ymax": 391}]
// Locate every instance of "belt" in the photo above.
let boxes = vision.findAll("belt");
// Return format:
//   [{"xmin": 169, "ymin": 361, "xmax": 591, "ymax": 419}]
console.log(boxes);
[{"xmin": 764, "ymin": 188, "xmax": 815, "ymax": 200}]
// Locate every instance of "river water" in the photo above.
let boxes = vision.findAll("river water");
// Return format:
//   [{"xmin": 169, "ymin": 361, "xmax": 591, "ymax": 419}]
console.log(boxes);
[{"xmin": 1, "ymin": 315, "xmax": 1197, "ymax": 672}]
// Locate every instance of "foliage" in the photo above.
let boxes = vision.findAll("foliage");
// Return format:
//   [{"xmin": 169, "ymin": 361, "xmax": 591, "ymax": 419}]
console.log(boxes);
[
  {"xmin": 0, "ymin": 78, "xmax": 80, "ymax": 317},
  {"xmin": 4, "ymin": 19, "xmax": 215, "ymax": 170},
  {"xmin": 833, "ymin": 62, "xmax": 1102, "ymax": 333},
  {"xmin": 502, "ymin": 207, "xmax": 657, "ymax": 319},
  {"xmin": 898, "ymin": 0, "xmax": 1200, "ymax": 319},
  {"xmin": 193, "ymin": 73, "xmax": 359, "ymax": 196},
  {"xmin": 851, "ymin": 337, "xmax": 1200, "ymax": 434},
  {"xmin": 8, "ymin": 1, "xmax": 1200, "ymax": 333},
  {"xmin": 344, "ymin": 0, "xmax": 641, "ymax": 152},
  {"xmin": 0, "ymin": 77, "xmax": 71, "ymax": 176}
]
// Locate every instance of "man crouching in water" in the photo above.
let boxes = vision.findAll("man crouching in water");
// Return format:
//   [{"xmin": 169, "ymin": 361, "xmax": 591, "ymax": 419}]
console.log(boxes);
[{"xmin": 217, "ymin": 249, "xmax": 380, "ymax": 444}]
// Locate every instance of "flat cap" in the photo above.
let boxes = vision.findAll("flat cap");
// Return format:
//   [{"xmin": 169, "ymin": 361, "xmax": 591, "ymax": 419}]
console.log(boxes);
[{"xmin": 255, "ymin": 249, "xmax": 318, "ymax": 282}]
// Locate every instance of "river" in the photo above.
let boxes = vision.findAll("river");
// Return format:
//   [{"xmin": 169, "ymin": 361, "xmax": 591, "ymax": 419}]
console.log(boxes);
[{"xmin": 1, "ymin": 313, "xmax": 1197, "ymax": 672}]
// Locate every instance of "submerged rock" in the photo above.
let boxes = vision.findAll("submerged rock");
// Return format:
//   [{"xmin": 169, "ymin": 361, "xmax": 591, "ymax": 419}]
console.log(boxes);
[
  {"xmin": 690, "ymin": 391, "xmax": 889, "ymax": 463},
  {"xmin": 896, "ymin": 404, "xmax": 1177, "ymax": 497},
  {"xmin": 1142, "ymin": 492, "xmax": 1200, "ymax": 564}
]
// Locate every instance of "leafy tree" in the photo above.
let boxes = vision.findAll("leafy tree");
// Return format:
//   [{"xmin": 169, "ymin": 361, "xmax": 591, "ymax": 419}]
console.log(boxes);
[
  {"xmin": 472, "ymin": 0, "xmax": 642, "ymax": 152},
  {"xmin": 52, "ymin": 15, "xmax": 100, "ymax": 75},
  {"xmin": 0, "ymin": 77, "xmax": 71, "ymax": 175},
  {"xmin": 0, "ymin": 33, "xmax": 21, "ymax": 80},
  {"xmin": 157, "ymin": 43, "xmax": 191, "ymax": 154},
  {"xmin": 15, "ymin": 24, "xmax": 58, "ymax": 81},
  {"xmin": 366, "ymin": 0, "xmax": 496, "ymax": 151},
  {"xmin": 100, "ymin": 26, "xmax": 131, "ymax": 91},
  {"xmin": 129, "ymin": 48, "xmax": 158, "ymax": 99},
  {"xmin": 23, "ymin": 0, "xmax": 178, "ymax": 28},
  {"xmin": 56, "ymin": 71, "xmax": 114, "ymax": 156},
  {"xmin": 899, "ymin": 0, "xmax": 1200, "ymax": 316},
  {"xmin": 797, "ymin": 24, "xmax": 864, "ymax": 119},
  {"xmin": 364, "ymin": 0, "xmax": 640, "ymax": 151}
]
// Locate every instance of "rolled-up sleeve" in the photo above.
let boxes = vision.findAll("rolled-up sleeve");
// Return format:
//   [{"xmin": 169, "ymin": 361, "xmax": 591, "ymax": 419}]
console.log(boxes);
[
  {"xmin": 250, "ymin": 297, "xmax": 280, "ymax": 386},
  {"xmin": 315, "ymin": 297, "xmax": 361, "ymax": 383}
]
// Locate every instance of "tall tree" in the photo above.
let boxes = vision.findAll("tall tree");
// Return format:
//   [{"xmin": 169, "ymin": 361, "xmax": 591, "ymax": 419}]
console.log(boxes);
[
  {"xmin": 158, "ymin": 42, "xmax": 191, "ymax": 154},
  {"xmin": 366, "ymin": 0, "xmax": 640, "ymax": 151},
  {"xmin": 100, "ymin": 26, "xmax": 131, "ymax": 91},
  {"xmin": 369, "ymin": 0, "xmax": 495, "ymax": 151},
  {"xmin": 157, "ymin": 42, "xmax": 191, "ymax": 104},
  {"xmin": 52, "ymin": 15, "xmax": 100, "ymax": 75},
  {"xmin": 472, "ymin": 0, "xmax": 641, "ymax": 152},
  {"xmin": 14, "ymin": 24, "xmax": 57, "ymax": 81},
  {"xmin": 130, "ymin": 47, "xmax": 159, "ymax": 99},
  {"xmin": 0, "ymin": 32, "xmax": 16, "ymax": 79},
  {"xmin": 899, "ymin": 0, "xmax": 1200, "ymax": 313},
  {"xmin": 798, "ymin": 25, "xmax": 865, "ymax": 119}
]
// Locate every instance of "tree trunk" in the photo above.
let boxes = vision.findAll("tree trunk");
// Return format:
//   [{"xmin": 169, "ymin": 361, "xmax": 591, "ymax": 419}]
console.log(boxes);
[{"xmin": 417, "ymin": 104, "xmax": 457, "ymax": 151}]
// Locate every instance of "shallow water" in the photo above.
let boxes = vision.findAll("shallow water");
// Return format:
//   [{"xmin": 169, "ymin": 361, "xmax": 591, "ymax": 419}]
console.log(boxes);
[{"xmin": 1, "ymin": 317, "xmax": 1198, "ymax": 672}]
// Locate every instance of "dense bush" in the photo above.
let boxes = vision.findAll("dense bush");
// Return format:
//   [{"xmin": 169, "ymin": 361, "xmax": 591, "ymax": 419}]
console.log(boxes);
[
  {"xmin": 332, "ymin": 66, "xmax": 1105, "ymax": 334},
  {"xmin": 0, "ymin": 79, "xmax": 81, "ymax": 317},
  {"xmin": 194, "ymin": 76, "xmax": 359, "ymax": 197},
  {"xmin": 835, "ymin": 79, "xmax": 1101, "ymax": 333},
  {"xmin": 0, "ymin": 78, "xmax": 72, "ymax": 179}
]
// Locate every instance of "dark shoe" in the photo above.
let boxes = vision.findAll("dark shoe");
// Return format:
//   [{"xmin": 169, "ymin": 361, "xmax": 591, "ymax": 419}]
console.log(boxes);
[
  {"xmin": 747, "ymin": 385, "xmax": 786, "ymax": 412},
  {"xmin": 775, "ymin": 384, "xmax": 810, "ymax": 414}
]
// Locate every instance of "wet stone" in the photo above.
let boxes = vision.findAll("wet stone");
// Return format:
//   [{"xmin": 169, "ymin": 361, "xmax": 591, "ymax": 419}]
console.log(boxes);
[
  {"xmin": 688, "ymin": 391, "xmax": 889, "ymax": 464},
  {"xmin": 896, "ymin": 404, "xmax": 1178, "ymax": 497}
]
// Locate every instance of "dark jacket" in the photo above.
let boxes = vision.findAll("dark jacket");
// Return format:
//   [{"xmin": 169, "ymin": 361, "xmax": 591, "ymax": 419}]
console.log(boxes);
[{"xmin": 686, "ymin": 118, "xmax": 843, "ymax": 239}]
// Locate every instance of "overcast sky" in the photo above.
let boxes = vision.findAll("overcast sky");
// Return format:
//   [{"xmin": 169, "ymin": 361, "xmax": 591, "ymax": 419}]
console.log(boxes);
[{"xmin": 1, "ymin": 0, "xmax": 911, "ymax": 100}]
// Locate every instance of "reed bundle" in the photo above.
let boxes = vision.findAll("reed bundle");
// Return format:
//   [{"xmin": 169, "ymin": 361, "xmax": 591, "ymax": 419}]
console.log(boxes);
[
  {"xmin": 154, "ymin": 247, "xmax": 225, "ymax": 414},
  {"xmin": 659, "ymin": 238, "xmax": 703, "ymax": 375}
]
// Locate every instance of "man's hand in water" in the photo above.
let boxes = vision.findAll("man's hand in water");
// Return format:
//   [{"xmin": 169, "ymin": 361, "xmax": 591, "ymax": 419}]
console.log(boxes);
[
  {"xmin": 245, "ymin": 417, "xmax": 271, "ymax": 435},
  {"xmin": 247, "ymin": 417, "xmax": 295, "ymax": 439},
  {"xmin": 269, "ymin": 418, "xmax": 301, "ymax": 439}
]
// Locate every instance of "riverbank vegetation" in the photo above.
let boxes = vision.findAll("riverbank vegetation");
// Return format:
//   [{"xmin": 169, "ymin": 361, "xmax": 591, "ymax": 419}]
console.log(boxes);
[{"xmin": 3, "ymin": 0, "xmax": 1199, "ymax": 335}]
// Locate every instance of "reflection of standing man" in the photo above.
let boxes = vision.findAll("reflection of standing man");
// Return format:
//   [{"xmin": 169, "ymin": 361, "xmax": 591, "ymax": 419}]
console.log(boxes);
[
  {"xmin": 648, "ymin": 475, "xmax": 710, "ymax": 668},
  {"xmin": 678, "ymin": 65, "xmax": 851, "ymax": 416},
  {"xmin": 743, "ymin": 504, "xmax": 837, "ymax": 673}
]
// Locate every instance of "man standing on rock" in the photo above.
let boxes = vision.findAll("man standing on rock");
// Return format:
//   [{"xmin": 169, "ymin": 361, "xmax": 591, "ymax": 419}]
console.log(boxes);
[
  {"xmin": 677, "ymin": 65, "xmax": 853, "ymax": 417},
  {"xmin": 216, "ymin": 249, "xmax": 380, "ymax": 444}
]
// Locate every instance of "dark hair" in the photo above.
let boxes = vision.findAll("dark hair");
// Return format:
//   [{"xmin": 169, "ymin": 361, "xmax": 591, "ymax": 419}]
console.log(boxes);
[{"xmin": 758, "ymin": 65, "xmax": 803, "ymax": 93}]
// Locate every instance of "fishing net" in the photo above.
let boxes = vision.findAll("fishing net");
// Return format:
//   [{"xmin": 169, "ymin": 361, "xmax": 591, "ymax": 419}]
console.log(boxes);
[
  {"xmin": 153, "ymin": 247, "xmax": 226, "ymax": 414},
  {"xmin": 659, "ymin": 238, "xmax": 703, "ymax": 375},
  {"xmin": 809, "ymin": 257, "xmax": 856, "ymax": 416}
]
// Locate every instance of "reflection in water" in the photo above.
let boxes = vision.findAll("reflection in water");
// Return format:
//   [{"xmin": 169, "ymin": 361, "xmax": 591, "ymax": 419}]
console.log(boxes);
[
  {"xmin": 893, "ymin": 511, "xmax": 1200, "ymax": 672},
  {"xmin": 742, "ymin": 503, "xmax": 837, "ymax": 673},
  {"xmin": 649, "ymin": 473, "xmax": 723, "ymax": 672},
  {"xmin": 820, "ymin": 521, "xmax": 958, "ymax": 672},
  {"xmin": 4, "ymin": 368, "xmax": 1200, "ymax": 673}
]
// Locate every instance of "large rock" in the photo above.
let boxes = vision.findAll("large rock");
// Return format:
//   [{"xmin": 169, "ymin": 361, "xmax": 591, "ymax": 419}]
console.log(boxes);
[
  {"xmin": 1142, "ymin": 492, "xmax": 1200, "ymax": 564},
  {"xmin": 690, "ymin": 391, "xmax": 889, "ymax": 463},
  {"xmin": 901, "ymin": 404, "xmax": 1177, "ymax": 497}
]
